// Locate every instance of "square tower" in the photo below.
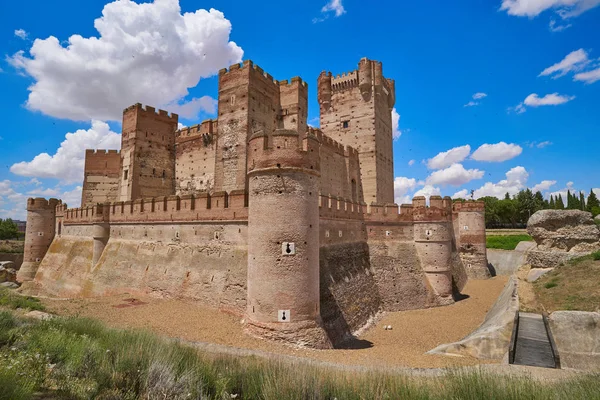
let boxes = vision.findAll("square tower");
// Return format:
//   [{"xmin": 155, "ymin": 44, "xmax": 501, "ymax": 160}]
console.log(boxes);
[
  {"xmin": 117, "ymin": 103, "xmax": 179, "ymax": 201},
  {"xmin": 213, "ymin": 60, "xmax": 308, "ymax": 193},
  {"xmin": 318, "ymin": 58, "xmax": 395, "ymax": 204}
]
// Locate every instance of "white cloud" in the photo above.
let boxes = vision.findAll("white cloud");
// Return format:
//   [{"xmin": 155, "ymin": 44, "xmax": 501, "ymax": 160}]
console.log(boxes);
[
  {"xmin": 394, "ymin": 177, "xmax": 418, "ymax": 205},
  {"xmin": 408, "ymin": 159, "xmax": 415, "ymax": 166},
  {"xmin": 460, "ymin": 166, "xmax": 529, "ymax": 199},
  {"xmin": 537, "ymin": 141, "xmax": 553, "ymax": 148},
  {"xmin": 549, "ymin": 19, "xmax": 572, "ymax": 31},
  {"xmin": 464, "ymin": 92, "xmax": 487, "ymax": 107},
  {"xmin": 574, "ymin": 67, "xmax": 600, "ymax": 84},
  {"xmin": 8, "ymin": 0, "xmax": 243, "ymax": 121},
  {"xmin": 321, "ymin": 0, "xmax": 346, "ymax": 16},
  {"xmin": 531, "ymin": 180, "xmax": 557, "ymax": 192},
  {"xmin": 61, "ymin": 186, "xmax": 83, "ymax": 208},
  {"xmin": 500, "ymin": 0, "xmax": 600, "ymax": 18},
  {"xmin": 391, "ymin": 108, "xmax": 402, "ymax": 139},
  {"xmin": 525, "ymin": 93, "xmax": 576, "ymax": 107},
  {"xmin": 427, "ymin": 145, "xmax": 471, "ymax": 170},
  {"xmin": 539, "ymin": 49, "xmax": 589, "ymax": 78},
  {"xmin": 452, "ymin": 189, "xmax": 470, "ymax": 199},
  {"xmin": 14, "ymin": 29, "xmax": 28, "ymax": 40},
  {"xmin": 414, "ymin": 185, "xmax": 442, "ymax": 202},
  {"xmin": 10, "ymin": 120, "xmax": 120, "ymax": 183},
  {"xmin": 425, "ymin": 163, "xmax": 484, "ymax": 186},
  {"xmin": 471, "ymin": 142, "xmax": 523, "ymax": 162}
]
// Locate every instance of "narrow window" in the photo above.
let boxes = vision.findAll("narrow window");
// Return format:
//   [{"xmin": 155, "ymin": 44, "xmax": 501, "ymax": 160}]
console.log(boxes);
[
  {"xmin": 342, "ymin": 120, "xmax": 349, "ymax": 129},
  {"xmin": 152, "ymin": 168, "xmax": 156, "ymax": 176},
  {"xmin": 124, "ymin": 169, "xmax": 129, "ymax": 180},
  {"xmin": 162, "ymin": 170, "xmax": 166, "ymax": 178}
]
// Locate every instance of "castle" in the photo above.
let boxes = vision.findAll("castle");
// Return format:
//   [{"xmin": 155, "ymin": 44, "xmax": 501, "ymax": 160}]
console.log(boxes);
[{"xmin": 19, "ymin": 58, "xmax": 489, "ymax": 348}]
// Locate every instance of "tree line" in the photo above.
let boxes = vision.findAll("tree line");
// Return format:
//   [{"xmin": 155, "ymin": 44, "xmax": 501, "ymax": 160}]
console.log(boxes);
[
  {"xmin": 457, "ymin": 189, "xmax": 600, "ymax": 229},
  {"xmin": 0, "ymin": 219, "xmax": 19, "ymax": 240}
]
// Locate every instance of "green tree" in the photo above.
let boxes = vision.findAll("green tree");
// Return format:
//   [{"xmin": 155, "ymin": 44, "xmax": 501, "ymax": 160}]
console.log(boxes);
[
  {"xmin": 556, "ymin": 194, "xmax": 565, "ymax": 209},
  {"xmin": 504, "ymin": 192, "xmax": 511, "ymax": 200},
  {"xmin": 587, "ymin": 189, "xmax": 600, "ymax": 216},
  {"xmin": 579, "ymin": 191, "xmax": 586, "ymax": 211},
  {"xmin": 0, "ymin": 219, "xmax": 19, "ymax": 240},
  {"xmin": 534, "ymin": 191, "xmax": 545, "ymax": 212},
  {"xmin": 549, "ymin": 195, "xmax": 556, "ymax": 209}
]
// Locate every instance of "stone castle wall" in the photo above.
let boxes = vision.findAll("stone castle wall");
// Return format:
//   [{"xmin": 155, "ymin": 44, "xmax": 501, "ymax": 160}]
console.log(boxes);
[
  {"xmin": 175, "ymin": 120, "xmax": 218, "ymax": 195},
  {"xmin": 81, "ymin": 150, "xmax": 121, "ymax": 207}
]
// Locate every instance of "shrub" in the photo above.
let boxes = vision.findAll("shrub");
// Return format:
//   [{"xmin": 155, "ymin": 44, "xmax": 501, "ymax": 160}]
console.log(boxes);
[
  {"xmin": 0, "ymin": 288, "xmax": 45, "ymax": 311},
  {"xmin": 486, "ymin": 234, "xmax": 533, "ymax": 250},
  {"xmin": 592, "ymin": 251, "xmax": 600, "ymax": 261}
]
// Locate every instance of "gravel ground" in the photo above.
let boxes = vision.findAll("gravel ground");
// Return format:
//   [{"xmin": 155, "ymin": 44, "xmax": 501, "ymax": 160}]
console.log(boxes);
[{"xmin": 43, "ymin": 276, "xmax": 509, "ymax": 369}]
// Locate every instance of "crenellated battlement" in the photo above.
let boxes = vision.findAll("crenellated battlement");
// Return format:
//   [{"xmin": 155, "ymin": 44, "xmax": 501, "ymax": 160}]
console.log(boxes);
[
  {"xmin": 123, "ymin": 103, "xmax": 178, "ymax": 121},
  {"xmin": 63, "ymin": 191, "xmax": 248, "ymax": 225},
  {"xmin": 85, "ymin": 149, "xmax": 121, "ymax": 155},
  {"xmin": 27, "ymin": 197, "xmax": 60, "ymax": 211},
  {"xmin": 331, "ymin": 70, "xmax": 358, "ymax": 91},
  {"xmin": 452, "ymin": 200, "xmax": 485, "ymax": 212},
  {"xmin": 175, "ymin": 119, "xmax": 218, "ymax": 142}
]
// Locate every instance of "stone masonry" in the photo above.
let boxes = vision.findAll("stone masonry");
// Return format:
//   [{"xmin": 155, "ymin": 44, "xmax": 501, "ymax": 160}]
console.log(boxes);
[{"xmin": 21, "ymin": 58, "xmax": 489, "ymax": 349}]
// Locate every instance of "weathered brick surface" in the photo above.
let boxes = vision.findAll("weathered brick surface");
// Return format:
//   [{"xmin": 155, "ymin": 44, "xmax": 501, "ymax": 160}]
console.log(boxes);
[{"xmin": 81, "ymin": 150, "xmax": 120, "ymax": 207}]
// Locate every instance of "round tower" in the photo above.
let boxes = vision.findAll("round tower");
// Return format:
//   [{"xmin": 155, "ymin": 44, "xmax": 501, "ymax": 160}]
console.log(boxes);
[
  {"xmin": 245, "ymin": 128, "xmax": 330, "ymax": 348},
  {"xmin": 358, "ymin": 58, "xmax": 373, "ymax": 101},
  {"xmin": 412, "ymin": 197, "xmax": 454, "ymax": 305},
  {"xmin": 18, "ymin": 197, "xmax": 59, "ymax": 282},
  {"xmin": 317, "ymin": 71, "xmax": 332, "ymax": 113},
  {"xmin": 453, "ymin": 201, "xmax": 490, "ymax": 279}
]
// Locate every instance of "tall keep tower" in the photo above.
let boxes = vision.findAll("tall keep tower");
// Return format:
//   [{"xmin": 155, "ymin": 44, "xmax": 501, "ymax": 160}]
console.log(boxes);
[
  {"xmin": 213, "ymin": 61, "xmax": 308, "ymax": 194},
  {"xmin": 318, "ymin": 58, "xmax": 395, "ymax": 204},
  {"xmin": 117, "ymin": 104, "xmax": 178, "ymax": 201}
]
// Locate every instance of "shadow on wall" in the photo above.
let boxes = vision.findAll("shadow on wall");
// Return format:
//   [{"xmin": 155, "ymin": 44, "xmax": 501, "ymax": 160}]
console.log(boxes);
[{"xmin": 319, "ymin": 241, "xmax": 380, "ymax": 349}]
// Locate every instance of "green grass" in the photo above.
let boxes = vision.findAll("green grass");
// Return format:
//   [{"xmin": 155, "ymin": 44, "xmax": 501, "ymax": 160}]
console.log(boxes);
[
  {"xmin": 0, "ymin": 288, "xmax": 45, "ymax": 311},
  {"xmin": 0, "ymin": 311, "xmax": 599, "ymax": 399},
  {"xmin": 486, "ymin": 234, "xmax": 533, "ymax": 250},
  {"xmin": 534, "ymin": 253, "xmax": 600, "ymax": 312}
]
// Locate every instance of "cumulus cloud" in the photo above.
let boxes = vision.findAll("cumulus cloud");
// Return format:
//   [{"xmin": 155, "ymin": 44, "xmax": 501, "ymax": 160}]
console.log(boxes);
[
  {"xmin": 539, "ymin": 49, "xmax": 590, "ymax": 78},
  {"xmin": 457, "ymin": 166, "xmax": 529, "ymax": 199},
  {"xmin": 531, "ymin": 180, "xmax": 557, "ymax": 193},
  {"xmin": 413, "ymin": 185, "xmax": 442, "ymax": 202},
  {"xmin": 525, "ymin": 93, "xmax": 576, "ymax": 106},
  {"xmin": 574, "ymin": 68, "xmax": 600, "ymax": 84},
  {"xmin": 394, "ymin": 177, "xmax": 418, "ymax": 205},
  {"xmin": 427, "ymin": 145, "xmax": 471, "ymax": 170},
  {"xmin": 471, "ymin": 142, "xmax": 523, "ymax": 162},
  {"xmin": 500, "ymin": 0, "xmax": 600, "ymax": 18},
  {"xmin": 10, "ymin": 121, "xmax": 120, "ymax": 183},
  {"xmin": 8, "ymin": 0, "xmax": 243, "ymax": 121},
  {"xmin": 391, "ymin": 108, "xmax": 402, "ymax": 139},
  {"xmin": 14, "ymin": 29, "xmax": 28, "ymax": 40},
  {"xmin": 425, "ymin": 163, "xmax": 484, "ymax": 186}
]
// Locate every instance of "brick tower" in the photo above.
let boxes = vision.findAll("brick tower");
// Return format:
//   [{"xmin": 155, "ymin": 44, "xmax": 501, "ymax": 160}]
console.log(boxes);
[
  {"xmin": 117, "ymin": 104, "xmax": 179, "ymax": 201},
  {"xmin": 18, "ymin": 197, "xmax": 59, "ymax": 282},
  {"xmin": 213, "ymin": 61, "xmax": 308, "ymax": 194},
  {"xmin": 245, "ymin": 127, "xmax": 330, "ymax": 348},
  {"xmin": 318, "ymin": 58, "xmax": 395, "ymax": 205}
]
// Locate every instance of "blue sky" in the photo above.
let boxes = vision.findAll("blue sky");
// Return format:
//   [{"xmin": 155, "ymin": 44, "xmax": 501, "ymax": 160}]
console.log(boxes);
[{"xmin": 1, "ymin": 0, "xmax": 599, "ymax": 219}]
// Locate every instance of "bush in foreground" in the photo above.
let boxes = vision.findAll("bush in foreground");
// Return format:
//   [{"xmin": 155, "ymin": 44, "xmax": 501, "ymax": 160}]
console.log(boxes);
[{"xmin": 0, "ymin": 311, "xmax": 599, "ymax": 399}]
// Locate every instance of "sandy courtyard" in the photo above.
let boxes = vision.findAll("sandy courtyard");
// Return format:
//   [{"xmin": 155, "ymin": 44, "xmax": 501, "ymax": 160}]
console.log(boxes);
[{"xmin": 42, "ymin": 276, "xmax": 509, "ymax": 369}]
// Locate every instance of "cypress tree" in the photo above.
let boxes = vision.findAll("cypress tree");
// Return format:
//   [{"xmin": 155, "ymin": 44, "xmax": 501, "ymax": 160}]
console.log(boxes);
[
  {"xmin": 580, "ymin": 191, "xmax": 586, "ymax": 211},
  {"xmin": 549, "ymin": 195, "xmax": 555, "ymax": 209},
  {"xmin": 556, "ymin": 194, "xmax": 565, "ymax": 209},
  {"xmin": 587, "ymin": 189, "xmax": 600, "ymax": 213},
  {"xmin": 567, "ymin": 190, "xmax": 575, "ymax": 209}
]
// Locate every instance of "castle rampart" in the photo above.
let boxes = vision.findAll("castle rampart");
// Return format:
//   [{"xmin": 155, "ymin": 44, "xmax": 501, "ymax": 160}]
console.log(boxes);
[{"xmin": 23, "ymin": 58, "xmax": 488, "ymax": 350}]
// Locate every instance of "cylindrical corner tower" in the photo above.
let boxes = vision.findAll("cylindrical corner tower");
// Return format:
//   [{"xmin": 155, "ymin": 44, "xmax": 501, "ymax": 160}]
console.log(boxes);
[
  {"xmin": 18, "ymin": 197, "xmax": 59, "ymax": 282},
  {"xmin": 452, "ymin": 201, "xmax": 490, "ymax": 279},
  {"xmin": 358, "ymin": 58, "xmax": 373, "ymax": 101},
  {"xmin": 245, "ymin": 129, "xmax": 330, "ymax": 348},
  {"xmin": 413, "ymin": 197, "xmax": 454, "ymax": 305}
]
